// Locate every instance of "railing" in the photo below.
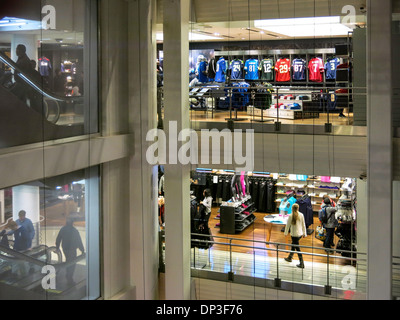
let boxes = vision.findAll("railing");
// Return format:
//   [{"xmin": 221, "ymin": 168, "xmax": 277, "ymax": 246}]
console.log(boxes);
[{"xmin": 159, "ymin": 231, "xmax": 369, "ymax": 299}]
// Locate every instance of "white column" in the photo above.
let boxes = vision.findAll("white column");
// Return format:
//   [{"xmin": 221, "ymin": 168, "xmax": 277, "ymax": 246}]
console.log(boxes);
[
  {"xmin": 12, "ymin": 185, "xmax": 40, "ymax": 224},
  {"xmin": 11, "ymin": 34, "xmax": 38, "ymax": 66},
  {"xmin": 163, "ymin": 0, "xmax": 191, "ymax": 300},
  {"xmin": 366, "ymin": 0, "xmax": 393, "ymax": 300},
  {"xmin": 128, "ymin": 0, "xmax": 159, "ymax": 300}
]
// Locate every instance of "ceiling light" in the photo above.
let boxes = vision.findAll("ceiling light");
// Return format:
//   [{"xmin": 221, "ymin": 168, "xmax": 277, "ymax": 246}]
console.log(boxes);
[
  {"xmin": 156, "ymin": 32, "xmax": 223, "ymax": 41},
  {"xmin": 254, "ymin": 16, "xmax": 352, "ymax": 37}
]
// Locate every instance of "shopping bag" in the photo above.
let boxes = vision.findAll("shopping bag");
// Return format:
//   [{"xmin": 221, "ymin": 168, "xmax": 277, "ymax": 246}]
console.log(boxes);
[{"xmin": 315, "ymin": 225, "xmax": 326, "ymax": 242}]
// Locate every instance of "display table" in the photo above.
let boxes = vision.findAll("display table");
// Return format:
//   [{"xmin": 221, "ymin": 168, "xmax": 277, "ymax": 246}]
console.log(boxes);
[{"xmin": 263, "ymin": 214, "xmax": 291, "ymax": 248}]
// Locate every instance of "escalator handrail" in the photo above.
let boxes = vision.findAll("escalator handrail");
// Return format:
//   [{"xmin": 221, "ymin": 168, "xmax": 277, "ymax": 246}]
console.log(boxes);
[
  {"xmin": 0, "ymin": 51, "xmax": 83, "ymax": 104},
  {"xmin": 0, "ymin": 243, "xmax": 85, "ymax": 269}
]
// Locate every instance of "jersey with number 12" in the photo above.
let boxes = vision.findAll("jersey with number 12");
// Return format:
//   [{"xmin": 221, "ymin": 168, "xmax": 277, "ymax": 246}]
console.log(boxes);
[
  {"xmin": 275, "ymin": 59, "xmax": 291, "ymax": 82},
  {"xmin": 260, "ymin": 59, "xmax": 274, "ymax": 81}
]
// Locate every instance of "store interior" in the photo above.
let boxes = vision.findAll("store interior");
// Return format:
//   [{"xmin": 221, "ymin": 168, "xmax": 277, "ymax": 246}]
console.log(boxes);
[
  {"xmin": 158, "ymin": 167, "xmax": 357, "ymax": 268},
  {"xmin": 156, "ymin": 1, "xmax": 367, "ymax": 128}
]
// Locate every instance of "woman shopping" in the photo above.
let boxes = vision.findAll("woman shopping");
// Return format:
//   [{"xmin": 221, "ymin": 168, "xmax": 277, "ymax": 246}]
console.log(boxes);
[{"xmin": 283, "ymin": 203, "xmax": 307, "ymax": 268}]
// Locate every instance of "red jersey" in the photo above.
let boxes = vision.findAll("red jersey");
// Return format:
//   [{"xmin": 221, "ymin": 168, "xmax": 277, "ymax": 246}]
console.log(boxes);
[
  {"xmin": 308, "ymin": 57, "xmax": 324, "ymax": 82},
  {"xmin": 275, "ymin": 59, "xmax": 291, "ymax": 82}
]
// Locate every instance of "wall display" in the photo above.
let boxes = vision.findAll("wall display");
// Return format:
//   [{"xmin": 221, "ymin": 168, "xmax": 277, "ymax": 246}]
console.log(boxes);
[
  {"xmin": 244, "ymin": 58, "xmax": 259, "ymax": 80},
  {"xmin": 308, "ymin": 57, "xmax": 324, "ymax": 82},
  {"xmin": 292, "ymin": 58, "xmax": 307, "ymax": 81},
  {"xmin": 275, "ymin": 58, "xmax": 291, "ymax": 82},
  {"xmin": 38, "ymin": 56, "xmax": 52, "ymax": 77},
  {"xmin": 324, "ymin": 56, "xmax": 340, "ymax": 80},
  {"xmin": 215, "ymin": 56, "xmax": 227, "ymax": 82},
  {"xmin": 229, "ymin": 58, "xmax": 244, "ymax": 80},
  {"xmin": 260, "ymin": 58, "xmax": 274, "ymax": 81}
]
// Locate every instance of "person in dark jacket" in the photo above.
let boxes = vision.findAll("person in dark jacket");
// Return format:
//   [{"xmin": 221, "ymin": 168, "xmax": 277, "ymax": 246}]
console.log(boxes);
[
  {"xmin": 56, "ymin": 218, "xmax": 85, "ymax": 285},
  {"xmin": 6, "ymin": 220, "xmax": 30, "ymax": 252},
  {"xmin": 319, "ymin": 197, "xmax": 338, "ymax": 251},
  {"xmin": 12, "ymin": 44, "xmax": 34, "ymax": 103}
]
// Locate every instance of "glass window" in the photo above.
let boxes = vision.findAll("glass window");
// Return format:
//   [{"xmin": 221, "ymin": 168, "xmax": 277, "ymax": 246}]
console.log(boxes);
[
  {"xmin": 0, "ymin": 167, "xmax": 100, "ymax": 300},
  {"xmin": 0, "ymin": 0, "xmax": 98, "ymax": 148}
]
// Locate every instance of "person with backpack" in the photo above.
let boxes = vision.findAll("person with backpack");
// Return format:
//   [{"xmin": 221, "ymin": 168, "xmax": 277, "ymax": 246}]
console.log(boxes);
[{"xmin": 319, "ymin": 197, "xmax": 338, "ymax": 252}]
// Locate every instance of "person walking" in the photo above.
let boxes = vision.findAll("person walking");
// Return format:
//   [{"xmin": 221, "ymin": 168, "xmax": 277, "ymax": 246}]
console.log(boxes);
[
  {"xmin": 56, "ymin": 218, "xmax": 85, "ymax": 285},
  {"xmin": 284, "ymin": 203, "xmax": 307, "ymax": 268}
]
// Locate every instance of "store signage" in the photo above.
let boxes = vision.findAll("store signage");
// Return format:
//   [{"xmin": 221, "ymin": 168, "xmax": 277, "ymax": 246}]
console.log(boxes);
[{"xmin": 42, "ymin": 5, "xmax": 56, "ymax": 30}]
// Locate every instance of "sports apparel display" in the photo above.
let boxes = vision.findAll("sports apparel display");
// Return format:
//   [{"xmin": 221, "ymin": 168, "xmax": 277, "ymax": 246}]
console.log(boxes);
[
  {"xmin": 275, "ymin": 58, "xmax": 291, "ymax": 82},
  {"xmin": 197, "ymin": 59, "xmax": 209, "ymax": 83},
  {"xmin": 229, "ymin": 59, "xmax": 244, "ymax": 80},
  {"xmin": 215, "ymin": 57, "xmax": 227, "ymax": 83},
  {"xmin": 38, "ymin": 56, "xmax": 52, "ymax": 77},
  {"xmin": 327, "ymin": 93, "xmax": 337, "ymax": 110},
  {"xmin": 244, "ymin": 58, "xmax": 259, "ymax": 80},
  {"xmin": 308, "ymin": 57, "xmax": 324, "ymax": 82},
  {"xmin": 325, "ymin": 57, "xmax": 340, "ymax": 80},
  {"xmin": 260, "ymin": 58, "xmax": 274, "ymax": 81},
  {"xmin": 292, "ymin": 58, "xmax": 306, "ymax": 81},
  {"xmin": 207, "ymin": 57, "xmax": 216, "ymax": 81}
]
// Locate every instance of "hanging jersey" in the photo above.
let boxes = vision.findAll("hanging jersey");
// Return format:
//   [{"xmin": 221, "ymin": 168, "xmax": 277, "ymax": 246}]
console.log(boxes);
[
  {"xmin": 197, "ymin": 60, "xmax": 209, "ymax": 83},
  {"xmin": 260, "ymin": 59, "xmax": 274, "ymax": 81},
  {"xmin": 207, "ymin": 58, "xmax": 216, "ymax": 80},
  {"xmin": 327, "ymin": 93, "xmax": 337, "ymax": 110},
  {"xmin": 275, "ymin": 58, "xmax": 291, "ymax": 82},
  {"xmin": 38, "ymin": 57, "xmax": 52, "ymax": 77},
  {"xmin": 229, "ymin": 59, "xmax": 244, "ymax": 80},
  {"xmin": 215, "ymin": 57, "xmax": 227, "ymax": 82},
  {"xmin": 244, "ymin": 59, "xmax": 259, "ymax": 80},
  {"xmin": 325, "ymin": 57, "xmax": 340, "ymax": 80},
  {"xmin": 308, "ymin": 57, "xmax": 324, "ymax": 82},
  {"xmin": 292, "ymin": 58, "xmax": 306, "ymax": 81}
]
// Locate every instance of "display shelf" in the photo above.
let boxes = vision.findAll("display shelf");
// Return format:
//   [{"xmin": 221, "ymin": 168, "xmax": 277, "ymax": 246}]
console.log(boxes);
[
  {"xmin": 274, "ymin": 175, "xmax": 346, "ymax": 212},
  {"xmin": 219, "ymin": 197, "xmax": 256, "ymax": 234}
]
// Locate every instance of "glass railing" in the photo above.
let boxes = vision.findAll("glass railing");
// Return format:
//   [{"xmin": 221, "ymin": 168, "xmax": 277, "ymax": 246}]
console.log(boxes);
[
  {"xmin": 0, "ymin": 52, "xmax": 87, "ymax": 148},
  {"xmin": 159, "ymin": 232, "xmax": 367, "ymax": 299},
  {"xmin": 0, "ymin": 243, "xmax": 86, "ymax": 300},
  {"xmin": 187, "ymin": 83, "xmax": 367, "ymax": 134}
]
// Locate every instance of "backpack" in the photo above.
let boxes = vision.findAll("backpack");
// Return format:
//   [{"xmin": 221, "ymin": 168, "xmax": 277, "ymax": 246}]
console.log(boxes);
[{"xmin": 319, "ymin": 207, "xmax": 328, "ymax": 224}]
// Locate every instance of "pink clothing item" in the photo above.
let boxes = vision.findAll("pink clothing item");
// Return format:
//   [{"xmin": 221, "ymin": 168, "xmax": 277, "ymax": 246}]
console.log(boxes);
[{"xmin": 321, "ymin": 176, "xmax": 331, "ymax": 183}]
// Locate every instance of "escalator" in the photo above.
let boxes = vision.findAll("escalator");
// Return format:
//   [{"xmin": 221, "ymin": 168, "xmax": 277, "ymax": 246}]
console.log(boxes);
[
  {"xmin": 0, "ymin": 243, "xmax": 87, "ymax": 300},
  {"xmin": 0, "ymin": 52, "xmax": 85, "ymax": 148}
]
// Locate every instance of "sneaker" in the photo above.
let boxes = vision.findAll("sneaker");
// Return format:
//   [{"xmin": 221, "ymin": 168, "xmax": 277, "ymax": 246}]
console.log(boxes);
[
  {"xmin": 339, "ymin": 113, "xmax": 346, "ymax": 118},
  {"xmin": 284, "ymin": 257, "xmax": 292, "ymax": 263},
  {"xmin": 296, "ymin": 263, "xmax": 305, "ymax": 269}
]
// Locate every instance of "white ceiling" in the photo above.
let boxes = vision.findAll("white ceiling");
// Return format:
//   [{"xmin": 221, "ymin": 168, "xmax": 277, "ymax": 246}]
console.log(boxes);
[{"xmin": 157, "ymin": 0, "xmax": 368, "ymax": 42}]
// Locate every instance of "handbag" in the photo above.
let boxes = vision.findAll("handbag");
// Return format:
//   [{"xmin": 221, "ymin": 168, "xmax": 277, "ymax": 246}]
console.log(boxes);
[{"xmin": 315, "ymin": 225, "xmax": 326, "ymax": 241}]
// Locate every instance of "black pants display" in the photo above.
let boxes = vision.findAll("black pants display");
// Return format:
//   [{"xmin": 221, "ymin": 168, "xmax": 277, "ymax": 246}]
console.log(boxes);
[
  {"xmin": 324, "ymin": 227, "xmax": 335, "ymax": 248},
  {"xmin": 288, "ymin": 236, "xmax": 303, "ymax": 263}
]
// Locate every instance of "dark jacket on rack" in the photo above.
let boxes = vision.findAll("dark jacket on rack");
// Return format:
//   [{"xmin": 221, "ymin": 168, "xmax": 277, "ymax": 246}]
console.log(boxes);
[{"xmin": 296, "ymin": 195, "xmax": 313, "ymax": 228}]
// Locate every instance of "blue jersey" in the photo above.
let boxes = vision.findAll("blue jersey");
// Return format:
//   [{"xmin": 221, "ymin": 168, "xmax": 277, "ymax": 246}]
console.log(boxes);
[
  {"xmin": 292, "ymin": 58, "xmax": 306, "ymax": 80},
  {"xmin": 325, "ymin": 57, "xmax": 340, "ymax": 80},
  {"xmin": 327, "ymin": 93, "xmax": 337, "ymax": 110},
  {"xmin": 215, "ymin": 57, "xmax": 227, "ymax": 82},
  {"xmin": 229, "ymin": 59, "xmax": 243, "ymax": 80},
  {"xmin": 197, "ymin": 61, "xmax": 208, "ymax": 83},
  {"xmin": 244, "ymin": 59, "xmax": 259, "ymax": 80}
]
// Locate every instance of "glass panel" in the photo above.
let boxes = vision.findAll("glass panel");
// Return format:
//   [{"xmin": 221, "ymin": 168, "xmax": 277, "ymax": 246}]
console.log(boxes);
[
  {"xmin": 0, "ymin": 167, "xmax": 100, "ymax": 300},
  {"xmin": 0, "ymin": 0, "xmax": 98, "ymax": 148}
]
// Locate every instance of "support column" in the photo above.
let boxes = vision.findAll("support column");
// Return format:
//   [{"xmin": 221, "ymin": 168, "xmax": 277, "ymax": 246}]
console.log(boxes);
[
  {"xmin": 366, "ymin": 0, "xmax": 393, "ymax": 300},
  {"xmin": 163, "ymin": 0, "xmax": 191, "ymax": 300},
  {"xmin": 129, "ymin": 0, "xmax": 159, "ymax": 300}
]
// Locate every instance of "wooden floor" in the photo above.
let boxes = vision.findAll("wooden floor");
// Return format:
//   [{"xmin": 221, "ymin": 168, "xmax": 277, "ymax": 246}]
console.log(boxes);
[
  {"xmin": 190, "ymin": 110, "xmax": 353, "ymax": 127},
  {"xmin": 207, "ymin": 206, "xmax": 350, "ymax": 266}
]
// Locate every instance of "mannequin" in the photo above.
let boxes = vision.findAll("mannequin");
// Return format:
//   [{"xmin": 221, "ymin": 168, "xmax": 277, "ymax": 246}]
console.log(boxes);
[{"xmin": 231, "ymin": 171, "xmax": 249, "ymax": 201}]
